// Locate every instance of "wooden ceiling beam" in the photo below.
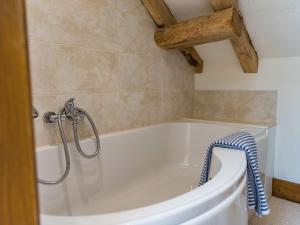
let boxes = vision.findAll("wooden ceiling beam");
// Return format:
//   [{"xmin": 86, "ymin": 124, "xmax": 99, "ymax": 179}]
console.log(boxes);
[
  {"xmin": 210, "ymin": 0, "xmax": 258, "ymax": 73},
  {"xmin": 154, "ymin": 8, "xmax": 242, "ymax": 49},
  {"xmin": 141, "ymin": 0, "xmax": 176, "ymax": 27},
  {"xmin": 141, "ymin": 0, "xmax": 203, "ymax": 73},
  {"xmin": 210, "ymin": 0, "xmax": 236, "ymax": 11}
]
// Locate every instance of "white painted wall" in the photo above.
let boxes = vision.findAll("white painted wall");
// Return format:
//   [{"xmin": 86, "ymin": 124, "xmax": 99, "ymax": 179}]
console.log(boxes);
[{"xmin": 194, "ymin": 40, "xmax": 300, "ymax": 183}]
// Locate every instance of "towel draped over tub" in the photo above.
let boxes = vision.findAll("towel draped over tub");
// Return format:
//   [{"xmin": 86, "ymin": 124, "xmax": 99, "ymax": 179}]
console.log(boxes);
[{"xmin": 199, "ymin": 131, "xmax": 270, "ymax": 216}]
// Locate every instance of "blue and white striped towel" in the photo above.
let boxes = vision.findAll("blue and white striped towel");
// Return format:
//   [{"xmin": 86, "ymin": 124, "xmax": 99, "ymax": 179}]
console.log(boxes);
[{"xmin": 199, "ymin": 131, "xmax": 270, "ymax": 216}]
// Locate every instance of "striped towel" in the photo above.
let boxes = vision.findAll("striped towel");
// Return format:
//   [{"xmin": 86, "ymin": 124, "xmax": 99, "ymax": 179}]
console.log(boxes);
[{"xmin": 199, "ymin": 131, "xmax": 270, "ymax": 216}]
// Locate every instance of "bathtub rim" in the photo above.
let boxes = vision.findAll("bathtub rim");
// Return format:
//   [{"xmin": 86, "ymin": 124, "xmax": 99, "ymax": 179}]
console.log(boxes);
[
  {"xmin": 180, "ymin": 118, "xmax": 276, "ymax": 129},
  {"xmin": 36, "ymin": 118, "xmax": 269, "ymax": 153},
  {"xmin": 40, "ymin": 148, "xmax": 247, "ymax": 225}
]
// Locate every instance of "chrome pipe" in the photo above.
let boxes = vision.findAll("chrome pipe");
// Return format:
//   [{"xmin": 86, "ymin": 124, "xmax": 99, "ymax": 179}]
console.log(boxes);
[
  {"xmin": 38, "ymin": 109, "xmax": 71, "ymax": 185},
  {"xmin": 38, "ymin": 98, "xmax": 101, "ymax": 185},
  {"xmin": 44, "ymin": 111, "xmax": 66, "ymax": 123}
]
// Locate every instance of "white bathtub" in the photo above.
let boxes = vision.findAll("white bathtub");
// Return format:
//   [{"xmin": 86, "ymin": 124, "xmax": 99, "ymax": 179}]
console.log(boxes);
[{"xmin": 37, "ymin": 119, "xmax": 276, "ymax": 225}]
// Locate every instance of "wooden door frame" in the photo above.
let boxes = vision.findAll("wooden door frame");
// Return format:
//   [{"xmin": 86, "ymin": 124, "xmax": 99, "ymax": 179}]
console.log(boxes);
[{"xmin": 0, "ymin": 0, "xmax": 40, "ymax": 225}]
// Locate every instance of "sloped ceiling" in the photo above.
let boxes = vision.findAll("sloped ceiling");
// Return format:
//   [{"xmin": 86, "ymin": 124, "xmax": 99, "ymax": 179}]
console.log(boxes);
[{"xmin": 165, "ymin": 0, "xmax": 300, "ymax": 59}]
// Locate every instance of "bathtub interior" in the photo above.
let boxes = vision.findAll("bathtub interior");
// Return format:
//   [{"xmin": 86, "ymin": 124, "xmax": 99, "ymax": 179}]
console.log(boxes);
[{"xmin": 36, "ymin": 121, "xmax": 271, "ymax": 217}]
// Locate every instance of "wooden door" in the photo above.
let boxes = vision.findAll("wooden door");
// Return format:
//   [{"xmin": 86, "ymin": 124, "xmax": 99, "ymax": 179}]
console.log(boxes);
[{"xmin": 0, "ymin": 0, "xmax": 40, "ymax": 225}]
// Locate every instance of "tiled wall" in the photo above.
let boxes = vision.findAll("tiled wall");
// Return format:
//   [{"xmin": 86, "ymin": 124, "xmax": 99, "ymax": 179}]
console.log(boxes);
[
  {"xmin": 26, "ymin": 0, "xmax": 194, "ymax": 147},
  {"xmin": 193, "ymin": 90, "xmax": 277, "ymax": 124}
]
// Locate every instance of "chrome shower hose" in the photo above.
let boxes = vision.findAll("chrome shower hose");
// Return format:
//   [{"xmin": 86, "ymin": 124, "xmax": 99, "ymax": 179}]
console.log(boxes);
[
  {"xmin": 73, "ymin": 108, "xmax": 100, "ymax": 159},
  {"xmin": 38, "ymin": 109, "xmax": 100, "ymax": 185}
]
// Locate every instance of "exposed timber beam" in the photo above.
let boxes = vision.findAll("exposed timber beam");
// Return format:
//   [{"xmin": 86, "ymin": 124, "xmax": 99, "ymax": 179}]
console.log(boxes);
[
  {"xmin": 210, "ymin": 0, "xmax": 258, "ymax": 73},
  {"xmin": 154, "ymin": 8, "xmax": 242, "ymax": 49},
  {"xmin": 210, "ymin": 0, "xmax": 236, "ymax": 11},
  {"xmin": 141, "ymin": 0, "xmax": 176, "ymax": 26},
  {"xmin": 141, "ymin": 0, "xmax": 203, "ymax": 73}
]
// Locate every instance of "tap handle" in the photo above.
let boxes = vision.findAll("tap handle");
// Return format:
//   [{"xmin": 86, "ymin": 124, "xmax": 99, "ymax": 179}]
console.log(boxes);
[
  {"xmin": 32, "ymin": 106, "xmax": 39, "ymax": 119},
  {"xmin": 64, "ymin": 98, "xmax": 75, "ymax": 112},
  {"xmin": 64, "ymin": 98, "xmax": 84, "ymax": 122}
]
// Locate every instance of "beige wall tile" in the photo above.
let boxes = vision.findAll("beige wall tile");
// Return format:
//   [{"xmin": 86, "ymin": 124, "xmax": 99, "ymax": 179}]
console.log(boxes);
[
  {"xmin": 27, "ymin": 0, "xmax": 119, "ymax": 51},
  {"xmin": 117, "ymin": 53, "xmax": 162, "ymax": 92},
  {"xmin": 26, "ymin": 0, "xmax": 195, "ymax": 147},
  {"xmin": 26, "ymin": 0, "xmax": 57, "ymax": 42},
  {"xmin": 163, "ymin": 91, "xmax": 194, "ymax": 121},
  {"xmin": 118, "ymin": 91, "xmax": 164, "ymax": 129},
  {"xmin": 117, "ymin": 13, "xmax": 155, "ymax": 54},
  {"xmin": 55, "ymin": 46, "xmax": 119, "ymax": 94},
  {"xmin": 29, "ymin": 41, "xmax": 57, "ymax": 95},
  {"xmin": 116, "ymin": 0, "xmax": 150, "ymax": 20},
  {"xmin": 32, "ymin": 95, "xmax": 59, "ymax": 146},
  {"xmin": 160, "ymin": 50, "xmax": 195, "ymax": 92},
  {"xmin": 193, "ymin": 90, "xmax": 278, "ymax": 124},
  {"xmin": 193, "ymin": 91, "xmax": 226, "ymax": 120}
]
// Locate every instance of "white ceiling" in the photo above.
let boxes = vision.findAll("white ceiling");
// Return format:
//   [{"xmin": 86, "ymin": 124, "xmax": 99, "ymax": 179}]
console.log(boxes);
[{"xmin": 165, "ymin": 0, "xmax": 300, "ymax": 59}]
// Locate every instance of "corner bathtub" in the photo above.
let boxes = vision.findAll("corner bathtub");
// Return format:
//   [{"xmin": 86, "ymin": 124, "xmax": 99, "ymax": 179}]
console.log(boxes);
[{"xmin": 37, "ymin": 119, "xmax": 276, "ymax": 225}]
